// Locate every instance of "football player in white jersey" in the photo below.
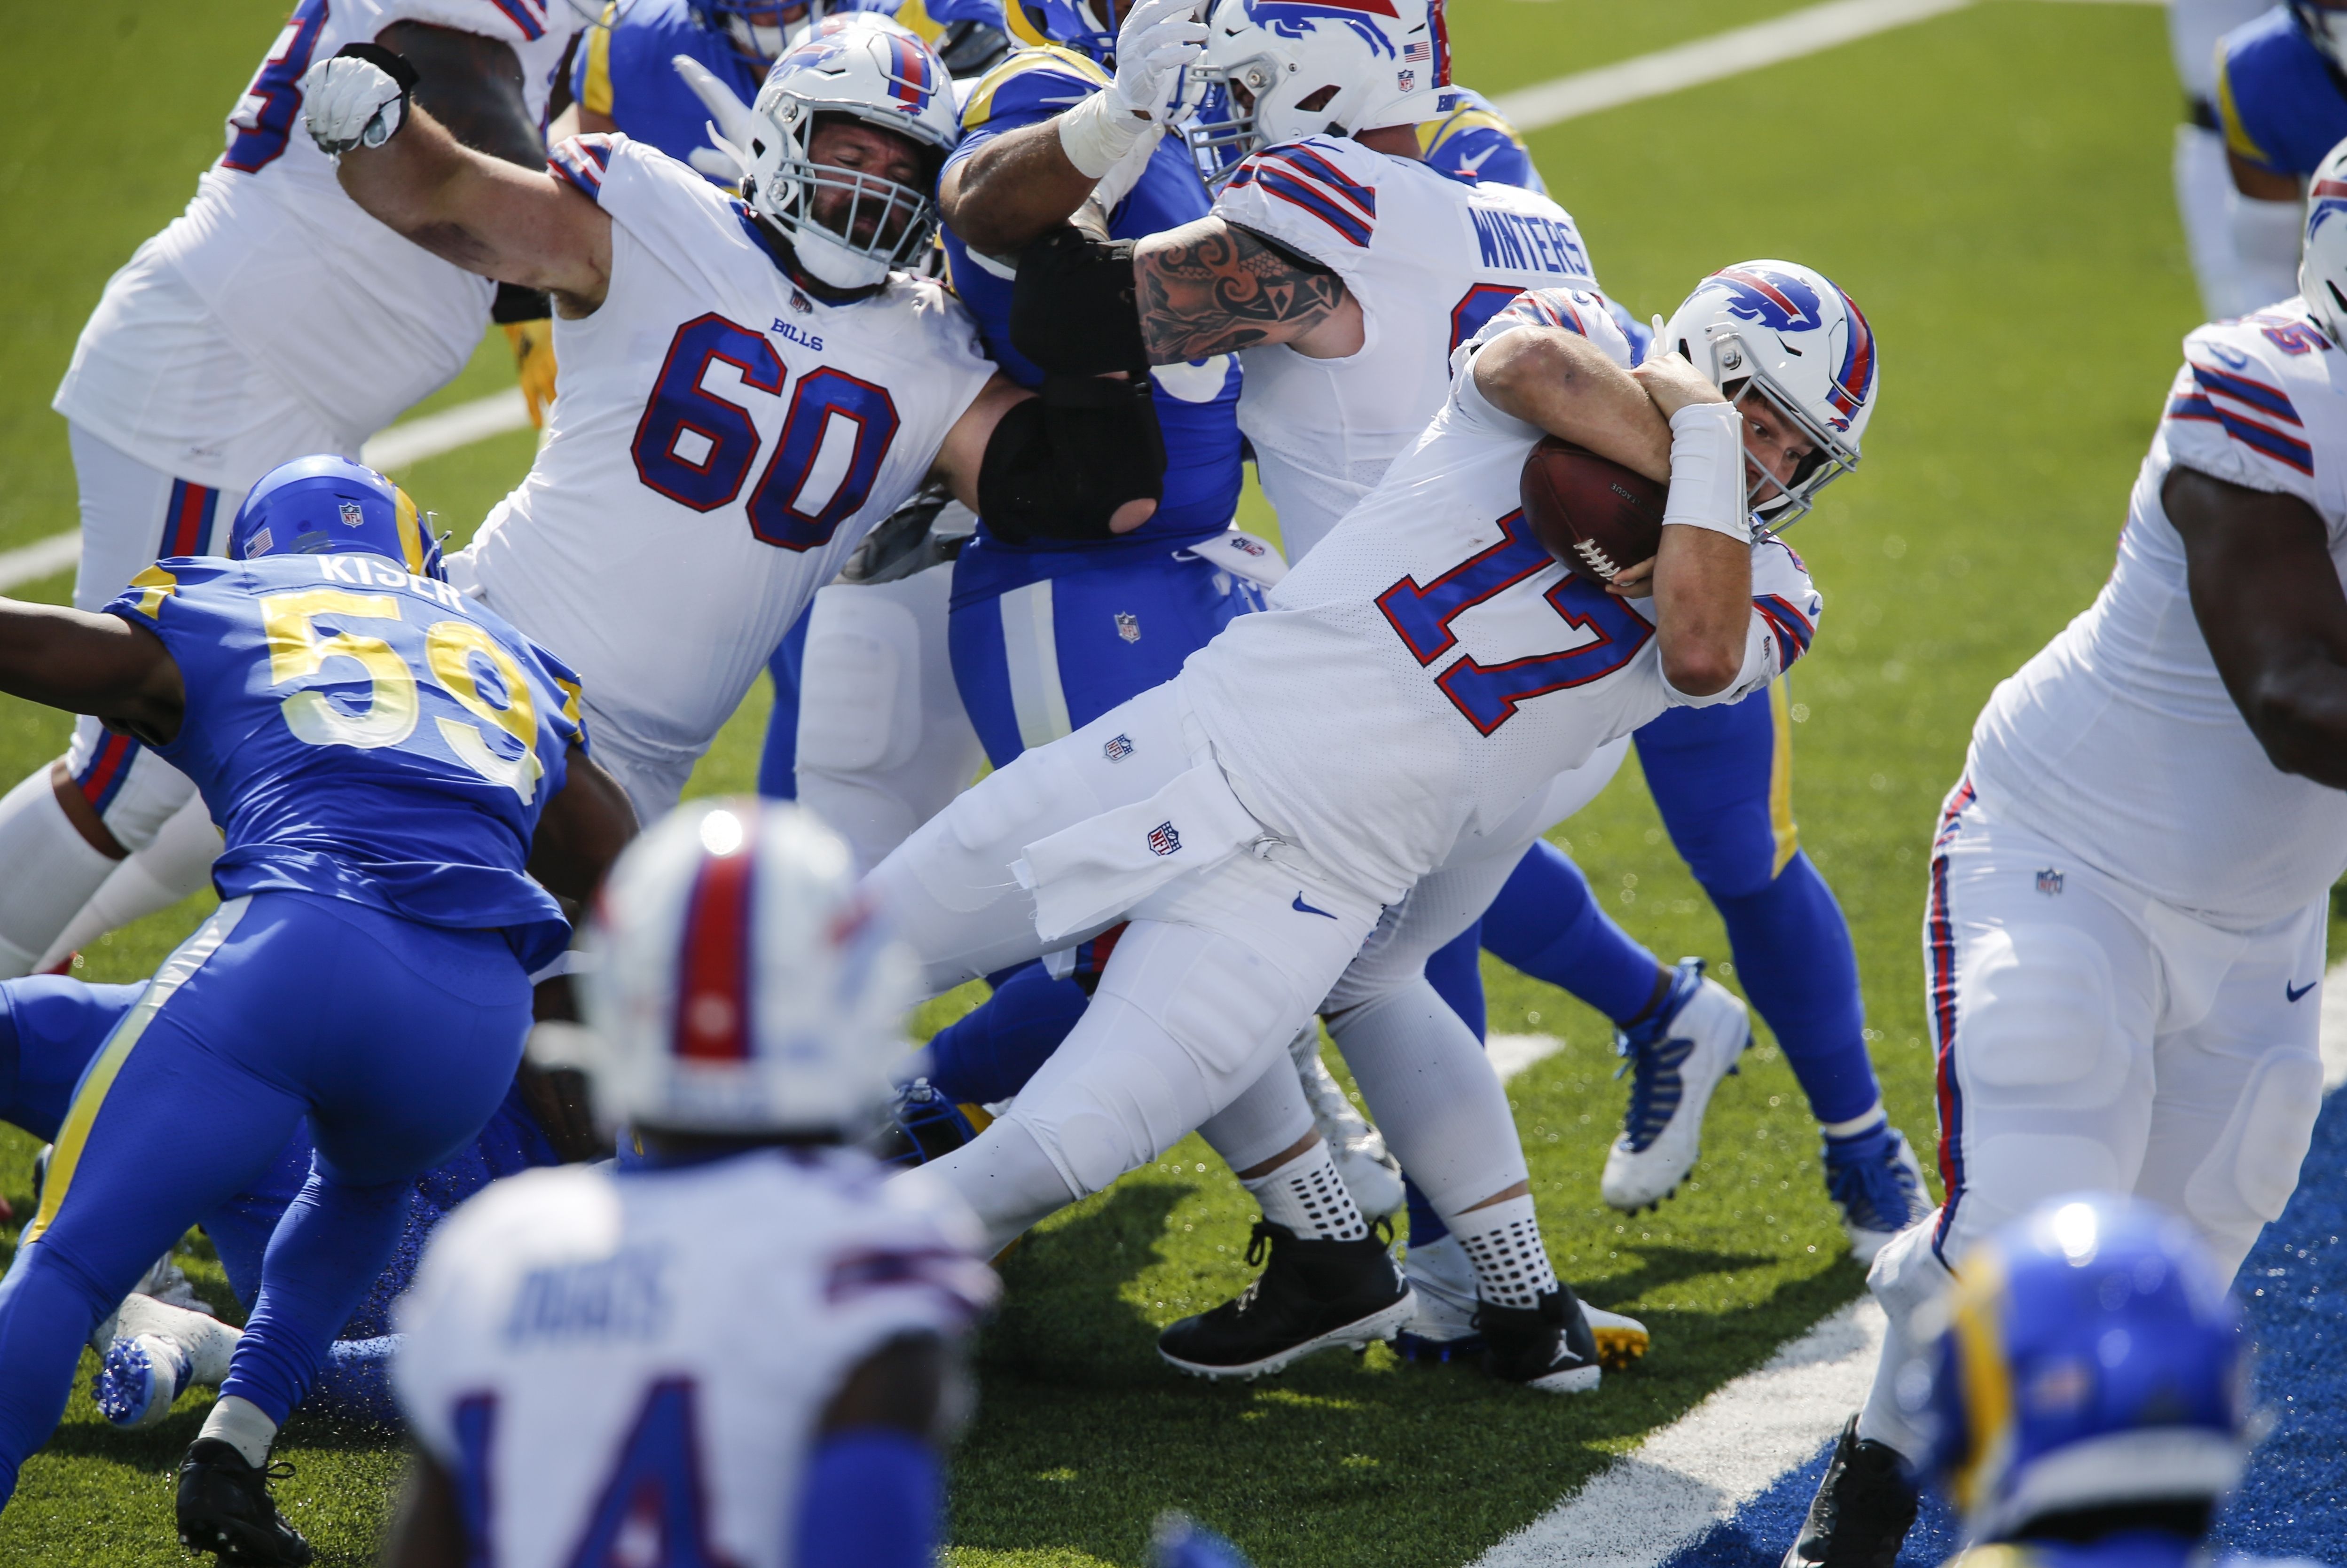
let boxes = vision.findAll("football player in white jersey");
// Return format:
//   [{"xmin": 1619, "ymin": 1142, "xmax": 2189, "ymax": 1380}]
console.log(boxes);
[
  {"xmin": 0, "ymin": 0, "xmax": 587, "ymax": 982},
  {"xmin": 865, "ymin": 274, "xmax": 1827, "ymax": 1392},
  {"xmin": 300, "ymin": 24, "xmax": 1164, "ymax": 820},
  {"xmin": 1782, "ymin": 141, "xmax": 2347, "ymax": 1568},
  {"xmin": 391, "ymin": 799, "xmax": 997, "ymax": 1568}
]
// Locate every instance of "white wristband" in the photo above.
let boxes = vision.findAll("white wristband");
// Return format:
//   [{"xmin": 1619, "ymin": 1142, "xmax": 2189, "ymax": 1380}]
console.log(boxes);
[
  {"xmin": 1058, "ymin": 90, "xmax": 1157, "ymax": 180},
  {"xmin": 1661, "ymin": 401, "xmax": 1750, "ymax": 544}
]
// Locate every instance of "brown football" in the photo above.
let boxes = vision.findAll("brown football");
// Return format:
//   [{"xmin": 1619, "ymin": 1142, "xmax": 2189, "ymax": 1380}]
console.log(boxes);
[{"xmin": 1519, "ymin": 436, "xmax": 1667, "ymax": 583}]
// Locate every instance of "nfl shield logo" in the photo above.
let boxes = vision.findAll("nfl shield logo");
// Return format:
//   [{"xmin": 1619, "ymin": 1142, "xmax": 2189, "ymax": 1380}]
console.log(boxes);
[
  {"xmin": 2035, "ymin": 868, "xmax": 2064, "ymax": 896},
  {"xmin": 791, "ymin": 290, "xmax": 813, "ymax": 314},
  {"xmin": 338, "ymin": 501, "xmax": 365, "ymax": 530},
  {"xmin": 1147, "ymin": 821, "xmax": 1181, "ymax": 857},
  {"xmin": 1397, "ymin": 68, "xmax": 1415, "ymax": 91},
  {"xmin": 1115, "ymin": 612, "xmax": 1140, "ymax": 643},
  {"xmin": 1103, "ymin": 733, "xmax": 1135, "ymax": 762}
]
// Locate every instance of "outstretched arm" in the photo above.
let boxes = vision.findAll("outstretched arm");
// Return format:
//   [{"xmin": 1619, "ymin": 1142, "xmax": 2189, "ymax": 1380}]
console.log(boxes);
[
  {"xmin": 526, "ymin": 745, "xmax": 638, "ymax": 903},
  {"xmin": 307, "ymin": 53, "xmax": 611, "ymax": 310},
  {"xmin": 2167, "ymin": 465, "xmax": 2347, "ymax": 786},
  {"xmin": 0, "ymin": 602, "xmax": 183, "ymax": 745},
  {"xmin": 1132, "ymin": 217, "xmax": 1359, "ymax": 363}
]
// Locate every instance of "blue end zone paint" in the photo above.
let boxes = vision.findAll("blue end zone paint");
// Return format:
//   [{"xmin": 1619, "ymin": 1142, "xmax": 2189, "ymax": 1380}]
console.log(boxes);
[
  {"xmin": 1661, "ymin": 1089, "xmax": 2347, "ymax": 1568},
  {"xmin": 2212, "ymin": 1083, "xmax": 2347, "ymax": 1555}
]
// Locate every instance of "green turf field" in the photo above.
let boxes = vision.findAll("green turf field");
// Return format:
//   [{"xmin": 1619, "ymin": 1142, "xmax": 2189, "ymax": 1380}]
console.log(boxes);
[{"xmin": 0, "ymin": 1, "xmax": 2271, "ymax": 1562}]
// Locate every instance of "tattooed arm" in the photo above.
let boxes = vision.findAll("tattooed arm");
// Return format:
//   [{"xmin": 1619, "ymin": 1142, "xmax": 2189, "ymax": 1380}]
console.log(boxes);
[{"xmin": 1132, "ymin": 217, "xmax": 1362, "ymax": 363}]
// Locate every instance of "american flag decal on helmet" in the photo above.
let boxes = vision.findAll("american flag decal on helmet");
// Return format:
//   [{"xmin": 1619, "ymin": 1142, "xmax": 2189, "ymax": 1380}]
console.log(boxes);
[{"xmin": 675, "ymin": 815, "xmax": 759, "ymax": 1061}]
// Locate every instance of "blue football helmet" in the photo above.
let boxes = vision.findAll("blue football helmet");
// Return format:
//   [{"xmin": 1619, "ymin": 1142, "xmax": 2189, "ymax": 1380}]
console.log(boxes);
[
  {"xmin": 1020, "ymin": 0, "xmax": 1115, "ymax": 61},
  {"xmin": 691, "ymin": 0, "xmax": 902, "ymax": 64},
  {"xmin": 228, "ymin": 455, "xmax": 447, "ymax": 582},
  {"xmin": 1920, "ymin": 1194, "xmax": 2251, "ymax": 1543}
]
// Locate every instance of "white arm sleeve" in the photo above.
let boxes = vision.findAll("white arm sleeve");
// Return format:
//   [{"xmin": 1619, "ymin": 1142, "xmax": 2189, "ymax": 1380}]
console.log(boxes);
[{"xmin": 2229, "ymin": 191, "xmax": 2305, "ymax": 317}]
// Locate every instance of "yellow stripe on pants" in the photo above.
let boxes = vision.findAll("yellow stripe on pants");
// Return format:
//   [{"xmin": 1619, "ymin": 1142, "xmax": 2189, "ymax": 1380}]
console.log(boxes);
[
  {"xmin": 24, "ymin": 897, "xmax": 250, "ymax": 1246},
  {"xmin": 1768, "ymin": 681, "xmax": 1799, "ymax": 878}
]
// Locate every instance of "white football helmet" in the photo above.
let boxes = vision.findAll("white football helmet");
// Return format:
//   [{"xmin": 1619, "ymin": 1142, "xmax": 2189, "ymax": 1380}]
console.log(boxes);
[
  {"xmin": 1659, "ymin": 260, "xmax": 1879, "ymax": 533},
  {"xmin": 562, "ymin": 799, "xmax": 918, "ymax": 1138},
  {"xmin": 2300, "ymin": 140, "xmax": 2347, "ymax": 342},
  {"xmin": 728, "ymin": 19, "xmax": 959, "ymax": 289},
  {"xmin": 1182, "ymin": 0, "xmax": 1454, "ymax": 187}
]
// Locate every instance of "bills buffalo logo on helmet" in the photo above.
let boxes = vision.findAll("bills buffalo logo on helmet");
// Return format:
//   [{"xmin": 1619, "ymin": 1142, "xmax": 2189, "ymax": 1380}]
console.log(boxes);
[{"xmin": 1246, "ymin": 0, "xmax": 1403, "ymax": 57}]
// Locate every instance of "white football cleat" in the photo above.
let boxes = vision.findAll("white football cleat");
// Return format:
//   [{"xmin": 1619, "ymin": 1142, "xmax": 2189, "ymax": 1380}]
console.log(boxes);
[
  {"xmin": 91, "ymin": 1294, "xmax": 241, "ymax": 1430},
  {"xmin": 1396, "ymin": 1233, "xmax": 1649, "ymax": 1370},
  {"xmin": 1289, "ymin": 1026, "xmax": 1405, "ymax": 1218},
  {"xmin": 1601, "ymin": 959, "xmax": 1751, "ymax": 1212}
]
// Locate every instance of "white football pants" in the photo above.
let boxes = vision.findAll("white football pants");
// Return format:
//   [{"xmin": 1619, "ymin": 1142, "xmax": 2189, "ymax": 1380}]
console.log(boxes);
[
  {"xmin": 867, "ymin": 679, "xmax": 1381, "ymax": 1252},
  {"xmin": 1196, "ymin": 738, "xmax": 1631, "ymax": 1213},
  {"xmin": 1856, "ymin": 776, "xmax": 2325, "ymax": 1458},
  {"xmin": 0, "ymin": 426, "xmax": 239, "ymax": 975},
  {"xmin": 794, "ymin": 563, "xmax": 983, "ymax": 873}
]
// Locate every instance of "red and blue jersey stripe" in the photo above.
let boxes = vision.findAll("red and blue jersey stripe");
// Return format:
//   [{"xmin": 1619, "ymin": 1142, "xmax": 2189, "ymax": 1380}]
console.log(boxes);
[
  {"xmin": 673, "ymin": 824, "xmax": 758, "ymax": 1063},
  {"xmin": 1752, "ymin": 594, "xmax": 1816, "ymax": 670},
  {"xmin": 161, "ymin": 480, "xmax": 219, "ymax": 559},
  {"xmin": 1925, "ymin": 776, "xmax": 1975, "ymax": 1263},
  {"xmin": 72, "ymin": 731, "xmax": 141, "ymax": 816},
  {"xmin": 549, "ymin": 136, "xmax": 617, "ymax": 203},
  {"xmin": 483, "ymin": 0, "xmax": 549, "ymax": 41},
  {"xmin": 1230, "ymin": 144, "xmax": 1377, "ymax": 248},
  {"xmin": 2185, "ymin": 358, "xmax": 2314, "ymax": 474}
]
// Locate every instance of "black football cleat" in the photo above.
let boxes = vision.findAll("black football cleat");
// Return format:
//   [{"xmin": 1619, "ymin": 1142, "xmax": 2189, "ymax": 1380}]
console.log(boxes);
[
  {"xmin": 1476, "ymin": 1284, "xmax": 1603, "ymax": 1394},
  {"xmin": 177, "ymin": 1438, "xmax": 314, "ymax": 1566},
  {"xmin": 1780, "ymin": 1415, "xmax": 1919, "ymax": 1568},
  {"xmin": 1158, "ymin": 1219, "xmax": 1413, "ymax": 1380}
]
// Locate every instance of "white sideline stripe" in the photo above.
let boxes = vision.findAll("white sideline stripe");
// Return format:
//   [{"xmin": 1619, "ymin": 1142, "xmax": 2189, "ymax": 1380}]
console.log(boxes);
[
  {"xmin": 1492, "ymin": 0, "xmax": 1976, "ymax": 132},
  {"xmin": 0, "ymin": 533, "xmax": 82, "ymax": 593},
  {"xmin": 1471, "ymin": 1300, "xmax": 1888, "ymax": 1568},
  {"xmin": 358, "ymin": 387, "xmax": 532, "ymax": 472},
  {"xmin": 1490, "ymin": 1032, "xmax": 1566, "ymax": 1082},
  {"xmin": 2320, "ymin": 957, "xmax": 2347, "ymax": 1093},
  {"xmin": 0, "ymin": 390, "xmax": 529, "ymax": 594}
]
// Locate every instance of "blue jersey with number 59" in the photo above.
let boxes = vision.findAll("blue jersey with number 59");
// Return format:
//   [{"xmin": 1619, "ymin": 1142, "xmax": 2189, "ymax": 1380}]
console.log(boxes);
[{"xmin": 105, "ymin": 554, "xmax": 588, "ymax": 972}]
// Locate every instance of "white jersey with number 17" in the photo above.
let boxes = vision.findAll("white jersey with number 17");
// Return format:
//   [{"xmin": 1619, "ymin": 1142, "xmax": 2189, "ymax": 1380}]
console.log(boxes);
[
  {"xmin": 1209, "ymin": 133, "xmax": 1605, "ymax": 561},
  {"xmin": 451, "ymin": 133, "xmax": 995, "ymax": 781}
]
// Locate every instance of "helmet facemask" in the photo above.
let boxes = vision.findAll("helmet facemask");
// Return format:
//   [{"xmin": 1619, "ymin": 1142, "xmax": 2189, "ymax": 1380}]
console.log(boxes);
[
  {"xmin": 1714, "ymin": 343, "xmax": 1864, "ymax": 537},
  {"xmin": 744, "ymin": 105, "xmax": 943, "ymax": 290}
]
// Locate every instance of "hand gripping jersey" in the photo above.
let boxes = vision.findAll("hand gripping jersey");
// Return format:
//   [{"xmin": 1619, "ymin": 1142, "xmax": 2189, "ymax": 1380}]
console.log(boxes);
[
  {"xmin": 394, "ymin": 1150, "xmax": 997, "ymax": 1568},
  {"xmin": 572, "ymin": 0, "xmax": 766, "ymax": 174},
  {"xmin": 1210, "ymin": 133, "xmax": 1604, "ymax": 561},
  {"xmin": 1967, "ymin": 303, "xmax": 2347, "ymax": 930},
  {"xmin": 54, "ymin": 0, "xmax": 583, "ymax": 486},
  {"xmin": 1182, "ymin": 354, "xmax": 1819, "ymax": 908},
  {"xmin": 2218, "ymin": 7, "xmax": 2347, "ymax": 180},
  {"xmin": 104, "ymin": 553, "xmax": 586, "ymax": 972},
  {"xmin": 942, "ymin": 44, "xmax": 1245, "ymax": 586},
  {"xmin": 453, "ymin": 134, "xmax": 995, "ymax": 767}
]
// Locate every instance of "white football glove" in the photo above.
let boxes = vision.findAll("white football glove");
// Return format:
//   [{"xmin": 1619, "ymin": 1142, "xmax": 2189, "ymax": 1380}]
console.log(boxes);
[
  {"xmin": 1057, "ymin": 0, "xmax": 1203, "ymax": 180},
  {"xmin": 672, "ymin": 54, "xmax": 760, "ymax": 182},
  {"xmin": 299, "ymin": 49, "xmax": 411, "ymax": 155}
]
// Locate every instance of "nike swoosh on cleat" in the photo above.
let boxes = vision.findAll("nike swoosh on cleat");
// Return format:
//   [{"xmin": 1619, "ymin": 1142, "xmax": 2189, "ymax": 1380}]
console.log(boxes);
[
  {"xmin": 2287, "ymin": 979, "xmax": 2318, "ymax": 1003},
  {"xmin": 1292, "ymin": 893, "xmax": 1337, "ymax": 918}
]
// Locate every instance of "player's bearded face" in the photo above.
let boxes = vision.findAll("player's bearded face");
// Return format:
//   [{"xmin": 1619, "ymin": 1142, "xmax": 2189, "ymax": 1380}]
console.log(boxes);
[{"xmin": 803, "ymin": 119, "xmax": 929, "ymax": 252}]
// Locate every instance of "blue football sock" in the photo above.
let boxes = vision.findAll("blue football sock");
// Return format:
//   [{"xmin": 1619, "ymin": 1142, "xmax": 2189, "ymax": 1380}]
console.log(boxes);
[
  {"xmin": 1405, "ymin": 1176, "xmax": 1449, "ymax": 1247},
  {"xmin": 1482, "ymin": 840, "xmax": 1669, "ymax": 1025},
  {"xmin": 1423, "ymin": 920, "xmax": 1487, "ymax": 1042},
  {"xmin": 756, "ymin": 611, "xmax": 811, "ymax": 800},
  {"xmin": 924, "ymin": 962, "xmax": 1087, "ymax": 1107},
  {"xmin": 1710, "ymin": 851, "xmax": 1880, "ymax": 1128},
  {"xmin": 794, "ymin": 1429, "xmax": 941, "ymax": 1568},
  {"xmin": 220, "ymin": 1172, "xmax": 412, "ymax": 1427},
  {"xmin": 308, "ymin": 1334, "xmax": 402, "ymax": 1426}
]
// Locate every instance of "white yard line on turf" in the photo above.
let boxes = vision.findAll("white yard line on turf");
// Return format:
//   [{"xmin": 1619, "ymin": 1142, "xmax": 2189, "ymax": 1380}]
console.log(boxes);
[
  {"xmin": 0, "ymin": 389, "xmax": 530, "ymax": 594},
  {"xmin": 1472, "ymin": 1300, "xmax": 1889, "ymax": 1568},
  {"xmin": 1491, "ymin": 1033, "xmax": 1567, "ymax": 1082},
  {"xmin": 1492, "ymin": 0, "xmax": 1976, "ymax": 132}
]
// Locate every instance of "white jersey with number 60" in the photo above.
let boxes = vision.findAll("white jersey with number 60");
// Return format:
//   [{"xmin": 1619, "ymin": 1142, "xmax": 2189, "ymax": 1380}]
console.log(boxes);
[
  {"xmin": 394, "ymin": 1150, "xmax": 996, "ymax": 1568},
  {"xmin": 451, "ymin": 133, "xmax": 995, "ymax": 791}
]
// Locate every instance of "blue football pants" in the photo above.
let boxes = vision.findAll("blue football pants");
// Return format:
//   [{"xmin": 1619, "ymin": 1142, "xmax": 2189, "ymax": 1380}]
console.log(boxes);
[
  {"xmin": 0, "ymin": 891, "xmax": 529, "ymax": 1501},
  {"xmin": 757, "ymin": 607, "xmax": 814, "ymax": 800},
  {"xmin": 925, "ymin": 550, "xmax": 1258, "ymax": 1097}
]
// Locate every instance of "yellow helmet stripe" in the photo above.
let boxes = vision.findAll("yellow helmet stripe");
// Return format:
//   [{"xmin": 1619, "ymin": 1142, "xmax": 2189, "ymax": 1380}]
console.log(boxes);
[{"xmin": 394, "ymin": 486, "xmax": 427, "ymax": 575}]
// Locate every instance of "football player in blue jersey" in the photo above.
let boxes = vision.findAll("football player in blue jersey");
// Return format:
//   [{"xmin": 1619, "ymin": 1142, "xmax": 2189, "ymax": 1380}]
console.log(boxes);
[
  {"xmin": 1378, "ymin": 95, "xmax": 1931, "ymax": 1276},
  {"xmin": 1898, "ymin": 1194, "xmax": 2316, "ymax": 1568},
  {"xmin": 2216, "ymin": 3, "xmax": 2347, "ymax": 313},
  {"xmin": 0, "ymin": 974, "xmax": 584, "ymax": 1434},
  {"xmin": 0, "ymin": 455, "xmax": 635, "ymax": 1564}
]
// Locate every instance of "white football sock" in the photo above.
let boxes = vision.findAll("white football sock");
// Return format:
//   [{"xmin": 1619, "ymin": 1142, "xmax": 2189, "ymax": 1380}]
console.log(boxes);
[
  {"xmin": 0, "ymin": 768, "xmax": 118, "ymax": 979},
  {"xmin": 199, "ymin": 1395, "xmax": 277, "ymax": 1469},
  {"xmin": 1450, "ymin": 1194, "xmax": 1559, "ymax": 1309},
  {"xmin": 1241, "ymin": 1140, "xmax": 1368, "ymax": 1242},
  {"xmin": 37, "ymin": 792, "xmax": 220, "ymax": 971}
]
